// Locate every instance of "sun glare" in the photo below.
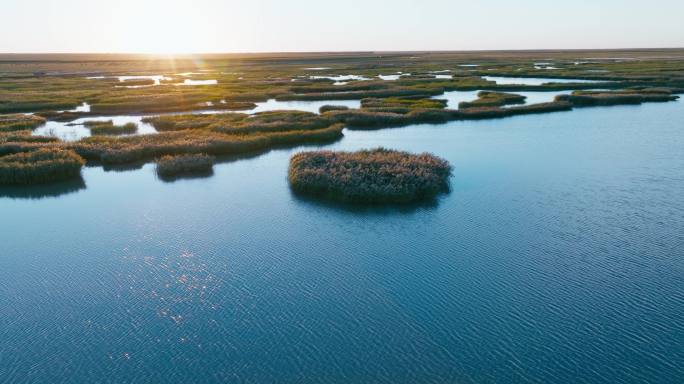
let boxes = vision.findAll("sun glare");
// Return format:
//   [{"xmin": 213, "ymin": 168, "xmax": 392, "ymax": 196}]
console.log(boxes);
[{"xmin": 114, "ymin": 3, "xmax": 218, "ymax": 55}]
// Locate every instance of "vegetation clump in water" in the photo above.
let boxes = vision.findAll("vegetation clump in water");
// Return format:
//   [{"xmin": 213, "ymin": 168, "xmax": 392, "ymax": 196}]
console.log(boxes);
[
  {"xmin": 0, "ymin": 148, "xmax": 85, "ymax": 185},
  {"xmin": 156, "ymin": 153, "xmax": 215, "ymax": 178},
  {"xmin": 361, "ymin": 97, "xmax": 448, "ymax": 111},
  {"xmin": 83, "ymin": 120, "xmax": 138, "ymax": 135},
  {"xmin": 319, "ymin": 105, "xmax": 349, "ymax": 113},
  {"xmin": 288, "ymin": 148, "xmax": 452, "ymax": 203},
  {"xmin": 83, "ymin": 120, "xmax": 113, "ymax": 128},
  {"xmin": 458, "ymin": 91, "xmax": 526, "ymax": 108},
  {"xmin": 142, "ymin": 113, "xmax": 246, "ymax": 131},
  {"xmin": 212, "ymin": 111, "xmax": 334, "ymax": 134},
  {"xmin": 556, "ymin": 90, "xmax": 679, "ymax": 106},
  {"xmin": 120, "ymin": 78, "xmax": 156, "ymax": 86}
]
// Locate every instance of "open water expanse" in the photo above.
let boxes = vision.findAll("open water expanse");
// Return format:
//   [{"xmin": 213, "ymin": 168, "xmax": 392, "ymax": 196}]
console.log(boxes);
[{"xmin": 1, "ymin": 98, "xmax": 683, "ymax": 383}]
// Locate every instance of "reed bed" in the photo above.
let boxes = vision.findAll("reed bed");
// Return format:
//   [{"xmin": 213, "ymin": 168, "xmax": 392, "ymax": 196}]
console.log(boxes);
[
  {"xmin": 288, "ymin": 148, "xmax": 452, "ymax": 203},
  {"xmin": 0, "ymin": 114, "xmax": 47, "ymax": 132},
  {"xmin": 69, "ymin": 124, "xmax": 345, "ymax": 165},
  {"xmin": 290, "ymin": 83, "xmax": 388, "ymax": 94},
  {"xmin": 556, "ymin": 91, "xmax": 678, "ymax": 106},
  {"xmin": 89, "ymin": 94, "xmax": 255, "ymax": 114},
  {"xmin": 0, "ymin": 130, "xmax": 59, "ymax": 145},
  {"xmin": 156, "ymin": 153, "xmax": 215, "ymax": 178},
  {"xmin": 82, "ymin": 119, "xmax": 112, "ymax": 127},
  {"xmin": 458, "ymin": 91, "xmax": 527, "ymax": 109},
  {"xmin": 0, "ymin": 148, "xmax": 85, "ymax": 185},
  {"xmin": 213, "ymin": 111, "xmax": 333, "ymax": 134},
  {"xmin": 361, "ymin": 97, "xmax": 448, "ymax": 110},
  {"xmin": 2, "ymin": 51, "xmax": 682, "ymax": 121},
  {"xmin": 0, "ymin": 101, "xmax": 81, "ymax": 114},
  {"xmin": 86, "ymin": 121, "xmax": 138, "ymax": 135},
  {"xmin": 319, "ymin": 105, "xmax": 350, "ymax": 113},
  {"xmin": 71, "ymin": 131, "xmax": 269, "ymax": 164},
  {"xmin": 142, "ymin": 113, "xmax": 246, "ymax": 131},
  {"xmin": 326, "ymin": 101, "xmax": 572, "ymax": 129},
  {"xmin": 276, "ymin": 88, "xmax": 443, "ymax": 101},
  {"xmin": 2, "ymin": 50, "xmax": 683, "ymax": 186},
  {"xmin": 120, "ymin": 79, "xmax": 156, "ymax": 86}
]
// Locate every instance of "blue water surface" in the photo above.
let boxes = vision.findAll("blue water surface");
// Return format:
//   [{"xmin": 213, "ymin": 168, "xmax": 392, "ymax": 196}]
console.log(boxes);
[{"xmin": 1, "ymin": 100, "xmax": 683, "ymax": 383}]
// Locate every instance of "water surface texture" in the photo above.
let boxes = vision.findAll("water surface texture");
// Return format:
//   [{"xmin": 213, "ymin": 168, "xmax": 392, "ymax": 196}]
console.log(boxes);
[{"xmin": 2, "ymin": 100, "xmax": 684, "ymax": 383}]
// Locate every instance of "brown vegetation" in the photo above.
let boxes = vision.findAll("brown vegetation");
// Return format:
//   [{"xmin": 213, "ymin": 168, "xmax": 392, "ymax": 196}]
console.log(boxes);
[
  {"xmin": 156, "ymin": 153, "xmax": 215, "ymax": 178},
  {"xmin": 288, "ymin": 148, "xmax": 452, "ymax": 203},
  {"xmin": 0, "ymin": 114, "xmax": 46, "ymax": 132},
  {"xmin": 0, "ymin": 148, "xmax": 85, "ymax": 185}
]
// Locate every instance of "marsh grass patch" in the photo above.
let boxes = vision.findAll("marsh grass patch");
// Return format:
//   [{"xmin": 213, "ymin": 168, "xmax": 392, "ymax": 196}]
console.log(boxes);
[
  {"xmin": 288, "ymin": 148, "xmax": 452, "ymax": 203},
  {"xmin": 156, "ymin": 153, "xmax": 215, "ymax": 179},
  {"xmin": 0, "ymin": 148, "xmax": 85, "ymax": 185}
]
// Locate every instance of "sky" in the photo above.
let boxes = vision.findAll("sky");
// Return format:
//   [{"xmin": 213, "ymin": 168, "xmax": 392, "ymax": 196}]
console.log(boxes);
[{"xmin": 2, "ymin": 0, "xmax": 684, "ymax": 53}]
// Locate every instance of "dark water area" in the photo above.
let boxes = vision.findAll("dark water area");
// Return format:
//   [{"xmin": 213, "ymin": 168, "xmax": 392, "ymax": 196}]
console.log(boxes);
[{"xmin": 1, "ymin": 100, "xmax": 683, "ymax": 383}]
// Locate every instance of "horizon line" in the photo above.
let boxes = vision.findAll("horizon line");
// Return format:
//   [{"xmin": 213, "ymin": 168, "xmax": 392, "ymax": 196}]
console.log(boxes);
[{"xmin": 1, "ymin": 46, "xmax": 684, "ymax": 56}]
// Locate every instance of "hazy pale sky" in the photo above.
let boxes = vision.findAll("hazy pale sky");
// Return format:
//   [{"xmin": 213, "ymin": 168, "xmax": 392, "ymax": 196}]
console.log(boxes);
[{"xmin": 3, "ymin": 0, "xmax": 684, "ymax": 53}]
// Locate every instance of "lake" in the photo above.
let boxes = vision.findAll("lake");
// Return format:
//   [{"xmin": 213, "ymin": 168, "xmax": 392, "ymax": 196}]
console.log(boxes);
[{"xmin": 1, "ymin": 100, "xmax": 683, "ymax": 383}]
